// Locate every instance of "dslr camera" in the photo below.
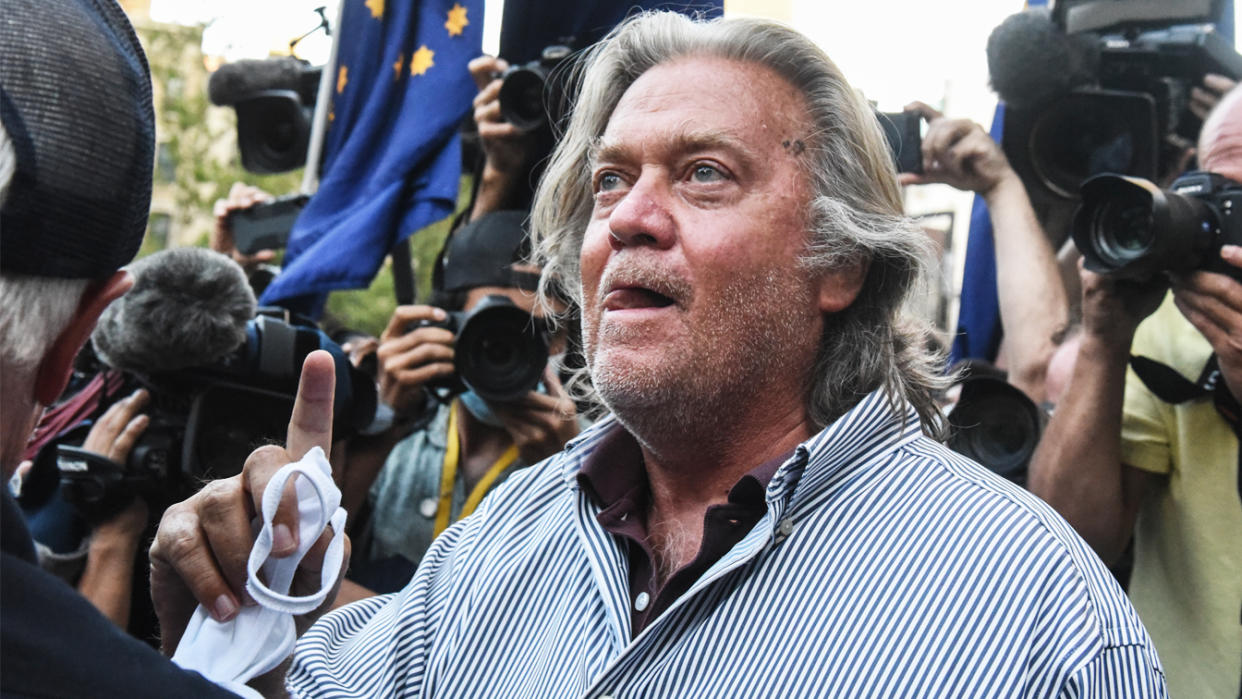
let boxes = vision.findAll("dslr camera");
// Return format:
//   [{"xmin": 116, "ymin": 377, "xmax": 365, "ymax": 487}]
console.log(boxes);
[
  {"xmin": 1074, "ymin": 170, "xmax": 1242, "ymax": 281},
  {"xmin": 498, "ymin": 45, "xmax": 572, "ymax": 132},
  {"xmin": 417, "ymin": 295, "xmax": 550, "ymax": 402}
]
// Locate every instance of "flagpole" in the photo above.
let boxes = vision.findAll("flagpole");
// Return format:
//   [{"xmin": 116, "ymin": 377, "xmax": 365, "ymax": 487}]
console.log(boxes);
[{"xmin": 301, "ymin": 1, "xmax": 346, "ymax": 194}]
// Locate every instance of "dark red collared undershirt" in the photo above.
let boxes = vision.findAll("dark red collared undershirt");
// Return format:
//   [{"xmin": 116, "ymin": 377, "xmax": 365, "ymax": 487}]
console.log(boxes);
[{"xmin": 577, "ymin": 426, "xmax": 790, "ymax": 637}]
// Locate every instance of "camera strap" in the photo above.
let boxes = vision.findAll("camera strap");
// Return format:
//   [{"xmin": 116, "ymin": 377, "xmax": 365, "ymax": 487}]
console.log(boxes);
[
  {"xmin": 1129, "ymin": 353, "xmax": 1242, "ymax": 506},
  {"xmin": 433, "ymin": 401, "xmax": 520, "ymax": 538}
]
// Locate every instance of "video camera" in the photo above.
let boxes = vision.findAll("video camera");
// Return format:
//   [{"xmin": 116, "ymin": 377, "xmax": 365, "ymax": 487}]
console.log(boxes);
[
  {"xmin": 414, "ymin": 295, "xmax": 550, "ymax": 403},
  {"xmin": 1074, "ymin": 170, "xmax": 1242, "ymax": 281},
  {"xmin": 988, "ymin": 0, "xmax": 1242, "ymax": 227},
  {"xmin": 55, "ymin": 309, "xmax": 376, "ymax": 523},
  {"xmin": 208, "ymin": 56, "xmax": 322, "ymax": 175}
]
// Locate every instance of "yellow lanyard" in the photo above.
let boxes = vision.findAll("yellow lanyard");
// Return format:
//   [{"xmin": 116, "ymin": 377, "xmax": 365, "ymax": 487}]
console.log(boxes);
[{"xmin": 433, "ymin": 400, "xmax": 520, "ymax": 538}]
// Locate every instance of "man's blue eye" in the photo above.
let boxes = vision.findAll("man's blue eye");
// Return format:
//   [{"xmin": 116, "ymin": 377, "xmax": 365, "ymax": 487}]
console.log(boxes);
[
  {"xmin": 692, "ymin": 165, "xmax": 724, "ymax": 182},
  {"xmin": 598, "ymin": 173, "xmax": 622, "ymax": 191}
]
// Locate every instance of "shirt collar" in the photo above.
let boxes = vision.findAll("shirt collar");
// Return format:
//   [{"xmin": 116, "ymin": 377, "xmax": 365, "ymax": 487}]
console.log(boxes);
[
  {"xmin": 562, "ymin": 388, "xmax": 923, "ymax": 510},
  {"xmin": 577, "ymin": 423, "xmax": 792, "ymax": 513}
]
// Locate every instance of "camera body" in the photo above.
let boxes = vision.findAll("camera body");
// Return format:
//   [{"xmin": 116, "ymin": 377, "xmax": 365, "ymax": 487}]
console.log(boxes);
[
  {"xmin": 498, "ymin": 45, "xmax": 572, "ymax": 132},
  {"xmin": 229, "ymin": 193, "xmax": 309, "ymax": 254},
  {"xmin": 416, "ymin": 295, "xmax": 549, "ymax": 403},
  {"xmin": 1073, "ymin": 171, "xmax": 1242, "ymax": 281}
]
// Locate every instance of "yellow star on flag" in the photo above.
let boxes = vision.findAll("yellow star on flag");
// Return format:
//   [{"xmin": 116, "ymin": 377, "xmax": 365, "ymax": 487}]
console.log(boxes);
[
  {"xmin": 365, "ymin": 0, "xmax": 384, "ymax": 19},
  {"xmin": 392, "ymin": 54, "xmax": 404, "ymax": 80},
  {"xmin": 445, "ymin": 3, "xmax": 468, "ymax": 37},
  {"xmin": 336, "ymin": 65, "xmax": 348, "ymax": 93},
  {"xmin": 410, "ymin": 46, "xmax": 435, "ymax": 76}
]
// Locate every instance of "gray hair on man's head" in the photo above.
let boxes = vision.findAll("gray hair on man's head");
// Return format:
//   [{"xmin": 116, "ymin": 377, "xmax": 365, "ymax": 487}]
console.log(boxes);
[
  {"xmin": 0, "ymin": 122, "xmax": 91, "ymax": 373},
  {"xmin": 531, "ymin": 11, "xmax": 947, "ymax": 433}
]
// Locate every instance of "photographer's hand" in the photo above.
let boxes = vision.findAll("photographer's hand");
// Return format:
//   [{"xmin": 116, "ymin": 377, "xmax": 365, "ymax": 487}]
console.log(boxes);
[
  {"xmin": 377, "ymin": 305, "xmax": 456, "ymax": 420},
  {"xmin": 212, "ymin": 182, "xmax": 276, "ymax": 272},
  {"xmin": 897, "ymin": 102, "xmax": 1014, "ymax": 196},
  {"xmin": 150, "ymin": 351, "xmax": 346, "ymax": 673},
  {"xmin": 467, "ymin": 55, "xmax": 533, "ymax": 219},
  {"xmin": 491, "ymin": 367, "xmax": 580, "ymax": 464},
  {"xmin": 1190, "ymin": 73, "xmax": 1238, "ymax": 122},
  {"xmin": 82, "ymin": 387, "xmax": 150, "ymax": 463},
  {"xmin": 1171, "ymin": 244, "xmax": 1242, "ymax": 402}
]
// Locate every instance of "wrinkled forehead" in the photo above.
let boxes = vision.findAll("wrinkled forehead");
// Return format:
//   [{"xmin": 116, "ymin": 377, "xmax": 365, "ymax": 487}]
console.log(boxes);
[{"xmin": 589, "ymin": 56, "xmax": 813, "ymax": 166}]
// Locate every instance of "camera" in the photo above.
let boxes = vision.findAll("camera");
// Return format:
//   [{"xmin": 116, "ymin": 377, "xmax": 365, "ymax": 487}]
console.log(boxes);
[
  {"xmin": 229, "ymin": 193, "xmax": 310, "ymax": 255},
  {"xmin": 207, "ymin": 57, "xmax": 322, "ymax": 174},
  {"xmin": 946, "ymin": 371, "xmax": 1047, "ymax": 486},
  {"xmin": 498, "ymin": 45, "xmax": 572, "ymax": 132},
  {"xmin": 988, "ymin": 0, "xmax": 1242, "ymax": 239},
  {"xmin": 876, "ymin": 110, "xmax": 923, "ymax": 175},
  {"xmin": 416, "ymin": 295, "xmax": 549, "ymax": 402},
  {"xmin": 1073, "ymin": 171, "xmax": 1242, "ymax": 281},
  {"xmin": 54, "ymin": 310, "xmax": 377, "ymax": 522}
]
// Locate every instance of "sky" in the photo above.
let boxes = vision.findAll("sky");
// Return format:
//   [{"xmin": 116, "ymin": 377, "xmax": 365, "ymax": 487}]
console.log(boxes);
[{"xmin": 153, "ymin": 0, "xmax": 1018, "ymax": 126}]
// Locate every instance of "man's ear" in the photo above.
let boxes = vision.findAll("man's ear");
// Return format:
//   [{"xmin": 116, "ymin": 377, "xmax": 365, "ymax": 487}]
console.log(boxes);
[
  {"xmin": 33, "ymin": 270, "xmax": 132, "ymax": 405},
  {"xmin": 818, "ymin": 259, "xmax": 869, "ymax": 314}
]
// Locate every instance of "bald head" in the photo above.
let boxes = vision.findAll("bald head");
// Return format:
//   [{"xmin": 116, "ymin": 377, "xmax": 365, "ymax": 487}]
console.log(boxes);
[{"xmin": 1198, "ymin": 83, "xmax": 1242, "ymax": 182}]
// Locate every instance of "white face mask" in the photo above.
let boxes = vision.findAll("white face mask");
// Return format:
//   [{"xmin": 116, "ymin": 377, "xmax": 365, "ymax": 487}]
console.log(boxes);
[{"xmin": 171, "ymin": 447, "xmax": 347, "ymax": 698}]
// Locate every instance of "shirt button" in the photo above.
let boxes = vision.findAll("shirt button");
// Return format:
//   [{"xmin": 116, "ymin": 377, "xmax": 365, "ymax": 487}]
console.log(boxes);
[
  {"xmin": 419, "ymin": 498, "xmax": 438, "ymax": 519},
  {"xmin": 778, "ymin": 518, "xmax": 794, "ymax": 536},
  {"xmin": 634, "ymin": 591, "xmax": 650, "ymax": 612}
]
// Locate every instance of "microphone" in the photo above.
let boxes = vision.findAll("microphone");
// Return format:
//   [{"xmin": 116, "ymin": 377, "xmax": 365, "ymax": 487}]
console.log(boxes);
[
  {"xmin": 986, "ymin": 8, "xmax": 1100, "ymax": 109},
  {"xmin": 91, "ymin": 247, "xmax": 256, "ymax": 373},
  {"xmin": 207, "ymin": 57, "xmax": 320, "ymax": 107}
]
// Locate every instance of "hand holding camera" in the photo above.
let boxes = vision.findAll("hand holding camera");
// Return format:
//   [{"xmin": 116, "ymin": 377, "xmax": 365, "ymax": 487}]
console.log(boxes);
[
  {"xmin": 490, "ymin": 367, "xmax": 580, "ymax": 465},
  {"xmin": 1171, "ymin": 245, "xmax": 1242, "ymax": 402},
  {"xmin": 376, "ymin": 305, "xmax": 457, "ymax": 421},
  {"xmin": 897, "ymin": 102, "xmax": 1016, "ymax": 198},
  {"xmin": 211, "ymin": 182, "xmax": 276, "ymax": 271}
]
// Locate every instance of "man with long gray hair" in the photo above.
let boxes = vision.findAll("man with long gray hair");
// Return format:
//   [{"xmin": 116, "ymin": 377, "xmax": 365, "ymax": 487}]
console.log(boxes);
[{"xmin": 152, "ymin": 12, "xmax": 1165, "ymax": 696}]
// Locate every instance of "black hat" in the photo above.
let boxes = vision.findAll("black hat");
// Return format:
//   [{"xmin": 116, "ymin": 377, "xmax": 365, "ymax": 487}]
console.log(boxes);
[
  {"xmin": 0, "ymin": 0, "xmax": 155, "ymax": 279},
  {"xmin": 434, "ymin": 209, "xmax": 540, "ymax": 293}
]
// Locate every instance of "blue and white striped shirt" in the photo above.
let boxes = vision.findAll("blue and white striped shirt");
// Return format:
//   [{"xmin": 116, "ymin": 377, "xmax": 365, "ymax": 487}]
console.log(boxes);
[{"xmin": 290, "ymin": 390, "xmax": 1166, "ymax": 697}]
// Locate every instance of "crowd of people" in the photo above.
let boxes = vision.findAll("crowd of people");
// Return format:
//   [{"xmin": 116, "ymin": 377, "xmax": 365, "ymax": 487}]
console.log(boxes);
[{"xmin": 2, "ymin": 0, "xmax": 1240, "ymax": 697}]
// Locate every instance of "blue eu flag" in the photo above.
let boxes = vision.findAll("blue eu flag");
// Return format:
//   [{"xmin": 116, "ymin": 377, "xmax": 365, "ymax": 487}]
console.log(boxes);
[{"xmin": 260, "ymin": 0, "xmax": 481, "ymax": 314}]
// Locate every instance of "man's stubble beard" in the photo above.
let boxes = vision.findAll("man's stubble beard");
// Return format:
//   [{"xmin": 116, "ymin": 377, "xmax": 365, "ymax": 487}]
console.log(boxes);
[{"xmin": 585, "ymin": 264, "xmax": 819, "ymax": 447}]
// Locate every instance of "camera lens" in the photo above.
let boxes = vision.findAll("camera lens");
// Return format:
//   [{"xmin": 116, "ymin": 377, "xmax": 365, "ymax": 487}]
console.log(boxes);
[
  {"xmin": 499, "ymin": 68, "xmax": 548, "ymax": 131},
  {"xmin": 947, "ymin": 377, "xmax": 1045, "ymax": 484},
  {"xmin": 1092, "ymin": 199, "xmax": 1154, "ymax": 266},
  {"xmin": 455, "ymin": 298, "xmax": 548, "ymax": 401}
]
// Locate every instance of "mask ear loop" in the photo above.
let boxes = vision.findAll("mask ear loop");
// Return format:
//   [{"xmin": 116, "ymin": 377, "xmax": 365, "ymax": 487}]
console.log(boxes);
[{"xmin": 246, "ymin": 448, "xmax": 347, "ymax": 614}]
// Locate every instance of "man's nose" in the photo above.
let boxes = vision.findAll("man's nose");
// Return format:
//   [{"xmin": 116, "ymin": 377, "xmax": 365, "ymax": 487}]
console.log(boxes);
[{"xmin": 607, "ymin": 172, "xmax": 675, "ymax": 251}]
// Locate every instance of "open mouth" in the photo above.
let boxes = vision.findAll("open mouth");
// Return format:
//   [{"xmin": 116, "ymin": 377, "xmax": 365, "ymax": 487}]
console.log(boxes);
[{"xmin": 604, "ymin": 287, "xmax": 677, "ymax": 310}]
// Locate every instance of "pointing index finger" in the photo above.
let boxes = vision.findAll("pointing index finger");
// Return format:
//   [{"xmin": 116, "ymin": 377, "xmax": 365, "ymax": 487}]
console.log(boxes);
[{"xmin": 287, "ymin": 350, "xmax": 336, "ymax": 461}]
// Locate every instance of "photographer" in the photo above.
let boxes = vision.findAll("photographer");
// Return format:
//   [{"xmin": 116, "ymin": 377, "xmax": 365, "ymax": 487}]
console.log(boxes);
[
  {"xmin": 342, "ymin": 210, "xmax": 580, "ymax": 595},
  {"xmin": 72, "ymin": 389, "xmax": 151, "ymax": 630},
  {"xmin": 1028, "ymin": 85, "xmax": 1242, "ymax": 696},
  {"xmin": 899, "ymin": 103, "xmax": 1068, "ymax": 404}
]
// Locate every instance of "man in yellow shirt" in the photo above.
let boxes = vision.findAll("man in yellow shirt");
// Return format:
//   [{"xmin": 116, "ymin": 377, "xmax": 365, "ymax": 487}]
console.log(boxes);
[{"xmin": 1030, "ymin": 84, "xmax": 1242, "ymax": 696}]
